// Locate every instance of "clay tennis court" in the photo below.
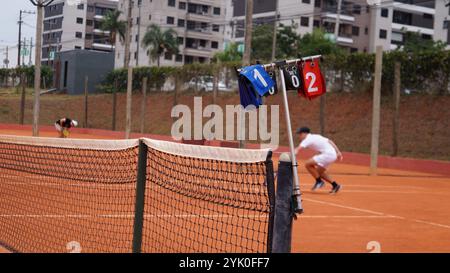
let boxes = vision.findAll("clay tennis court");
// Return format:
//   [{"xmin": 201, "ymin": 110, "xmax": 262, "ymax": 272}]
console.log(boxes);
[{"xmin": 1, "ymin": 126, "xmax": 449, "ymax": 253}]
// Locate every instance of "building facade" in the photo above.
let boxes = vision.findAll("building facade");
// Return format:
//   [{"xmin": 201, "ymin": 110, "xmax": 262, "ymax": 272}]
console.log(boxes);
[
  {"xmin": 226, "ymin": 0, "xmax": 450, "ymax": 53},
  {"xmin": 114, "ymin": 0, "xmax": 227, "ymax": 68},
  {"xmin": 42, "ymin": 0, "xmax": 118, "ymax": 65}
]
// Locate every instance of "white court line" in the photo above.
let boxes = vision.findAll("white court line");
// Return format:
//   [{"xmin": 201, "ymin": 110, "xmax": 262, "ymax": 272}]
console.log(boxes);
[
  {"xmin": 303, "ymin": 197, "xmax": 450, "ymax": 230},
  {"xmin": 301, "ymin": 183, "xmax": 425, "ymax": 190}
]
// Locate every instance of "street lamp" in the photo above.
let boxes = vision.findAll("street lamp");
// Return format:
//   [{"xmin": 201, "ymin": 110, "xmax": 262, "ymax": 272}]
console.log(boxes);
[{"xmin": 29, "ymin": 0, "xmax": 54, "ymax": 137}]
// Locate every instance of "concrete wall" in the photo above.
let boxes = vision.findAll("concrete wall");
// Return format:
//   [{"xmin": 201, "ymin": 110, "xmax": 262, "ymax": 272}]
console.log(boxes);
[{"xmin": 57, "ymin": 49, "xmax": 114, "ymax": 95}]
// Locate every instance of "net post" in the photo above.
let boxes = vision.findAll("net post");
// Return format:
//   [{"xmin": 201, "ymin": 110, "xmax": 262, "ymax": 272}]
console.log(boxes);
[
  {"xmin": 272, "ymin": 152, "xmax": 294, "ymax": 253},
  {"xmin": 265, "ymin": 151, "xmax": 276, "ymax": 253},
  {"xmin": 132, "ymin": 139, "xmax": 148, "ymax": 253}
]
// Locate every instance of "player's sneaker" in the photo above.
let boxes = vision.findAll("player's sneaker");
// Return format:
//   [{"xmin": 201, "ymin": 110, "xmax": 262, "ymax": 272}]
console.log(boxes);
[
  {"xmin": 329, "ymin": 183, "xmax": 342, "ymax": 194},
  {"xmin": 311, "ymin": 180, "xmax": 325, "ymax": 191}
]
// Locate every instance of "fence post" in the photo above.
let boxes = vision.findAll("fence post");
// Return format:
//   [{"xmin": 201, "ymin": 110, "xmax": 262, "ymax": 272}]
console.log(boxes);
[
  {"xmin": 140, "ymin": 77, "xmax": 148, "ymax": 134},
  {"xmin": 19, "ymin": 73, "xmax": 26, "ymax": 125},
  {"xmin": 370, "ymin": 46, "xmax": 383, "ymax": 176},
  {"xmin": 112, "ymin": 79, "xmax": 118, "ymax": 131},
  {"xmin": 319, "ymin": 94, "xmax": 326, "ymax": 136},
  {"xmin": 83, "ymin": 76, "xmax": 88, "ymax": 128},
  {"xmin": 132, "ymin": 140, "xmax": 148, "ymax": 253},
  {"xmin": 272, "ymin": 153, "xmax": 294, "ymax": 253},
  {"xmin": 392, "ymin": 61, "xmax": 401, "ymax": 157}
]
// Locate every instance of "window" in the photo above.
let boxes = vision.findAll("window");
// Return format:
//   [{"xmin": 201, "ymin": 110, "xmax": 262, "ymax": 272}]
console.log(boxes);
[
  {"xmin": 212, "ymin": 24, "xmax": 219, "ymax": 32},
  {"xmin": 76, "ymin": 17, "xmax": 83, "ymax": 24},
  {"xmin": 213, "ymin": 7, "xmax": 220, "ymax": 15},
  {"xmin": 353, "ymin": 5, "xmax": 361, "ymax": 15},
  {"xmin": 86, "ymin": 19, "xmax": 93, "ymax": 26},
  {"xmin": 75, "ymin": 32, "xmax": 82, "ymax": 38},
  {"xmin": 314, "ymin": 0, "xmax": 321, "ymax": 8},
  {"xmin": 164, "ymin": 52, "xmax": 173, "ymax": 60},
  {"xmin": 302, "ymin": 0, "xmax": 311, "ymax": 4},
  {"xmin": 379, "ymin": 29, "xmax": 387, "ymax": 39},
  {"xmin": 77, "ymin": 4, "xmax": 84, "ymax": 10},
  {"xmin": 167, "ymin": 16, "xmax": 174, "ymax": 24},
  {"xmin": 313, "ymin": 20, "xmax": 320, "ymax": 28},
  {"xmin": 352, "ymin": 26, "xmax": 359, "ymax": 36},
  {"xmin": 136, "ymin": 17, "xmax": 140, "ymax": 25},
  {"xmin": 87, "ymin": 5, "xmax": 94, "ymax": 12},
  {"xmin": 168, "ymin": 0, "xmax": 175, "ymax": 7},
  {"xmin": 381, "ymin": 8, "xmax": 388, "ymax": 18},
  {"xmin": 178, "ymin": 19, "xmax": 185, "ymax": 27},
  {"xmin": 177, "ymin": 37, "xmax": 184, "ymax": 45},
  {"xmin": 423, "ymin": 13, "xmax": 433, "ymax": 19},
  {"xmin": 176, "ymin": 54, "xmax": 183, "ymax": 62},
  {"xmin": 135, "ymin": 35, "xmax": 139, "ymax": 42},
  {"xmin": 74, "ymin": 46, "xmax": 81, "ymax": 49},
  {"xmin": 85, "ymin": 33, "xmax": 92, "ymax": 39},
  {"xmin": 365, "ymin": 27, "xmax": 368, "ymax": 35},
  {"xmin": 179, "ymin": 2, "xmax": 186, "ymax": 9},
  {"xmin": 300, "ymin": 17, "xmax": 309, "ymax": 27},
  {"xmin": 211, "ymin": 41, "xmax": 219, "ymax": 49},
  {"xmin": 149, "ymin": 15, "xmax": 152, "ymax": 20}
]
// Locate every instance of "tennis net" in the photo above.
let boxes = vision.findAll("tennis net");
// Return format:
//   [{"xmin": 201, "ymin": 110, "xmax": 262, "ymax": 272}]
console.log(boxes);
[{"xmin": 0, "ymin": 135, "xmax": 275, "ymax": 253}]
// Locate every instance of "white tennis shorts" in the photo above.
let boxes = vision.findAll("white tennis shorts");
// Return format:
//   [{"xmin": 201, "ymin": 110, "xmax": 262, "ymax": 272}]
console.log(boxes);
[
  {"xmin": 313, "ymin": 152, "xmax": 337, "ymax": 168},
  {"xmin": 54, "ymin": 123, "xmax": 62, "ymax": 132}
]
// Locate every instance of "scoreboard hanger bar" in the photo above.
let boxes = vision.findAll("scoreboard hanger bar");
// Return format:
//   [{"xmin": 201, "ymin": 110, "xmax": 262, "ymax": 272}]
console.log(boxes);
[{"xmin": 237, "ymin": 55, "xmax": 322, "ymax": 72}]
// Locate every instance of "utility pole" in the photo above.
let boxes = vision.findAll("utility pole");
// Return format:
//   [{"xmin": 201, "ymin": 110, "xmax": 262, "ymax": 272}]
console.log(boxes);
[
  {"xmin": 334, "ymin": 0, "xmax": 342, "ymax": 40},
  {"xmin": 136, "ymin": 0, "xmax": 142, "ymax": 66},
  {"xmin": 29, "ymin": 0, "xmax": 55, "ymax": 137},
  {"xmin": 4, "ymin": 46, "xmax": 9, "ymax": 68},
  {"xmin": 242, "ymin": 0, "xmax": 253, "ymax": 65},
  {"xmin": 22, "ymin": 38, "xmax": 27, "ymax": 66},
  {"xmin": 18, "ymin": 10, "xmax": 23, "ymax": 67},
  {"xmin": 18, "ymin": 10, "xmax": 35, "ymax": 67},
  {"xmin": 124, "ymin": 0, "xmax": 133, "ymax": 139},
  {"xmin": 29, "ymin": 37, "xmax": 33, "ymax": 66},
  {"xmin": 241, "ymin": 0, "xmax": 254, "ymax": 149},
  {"xmin": 271, "ymin": 0, "xmax": 279, "ymax": 61}
]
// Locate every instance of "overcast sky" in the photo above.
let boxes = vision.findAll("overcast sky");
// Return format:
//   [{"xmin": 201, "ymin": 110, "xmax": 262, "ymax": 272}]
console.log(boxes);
[{"xmin": 0, "ymin": 0, "xmax": 39, "ymax": 68}]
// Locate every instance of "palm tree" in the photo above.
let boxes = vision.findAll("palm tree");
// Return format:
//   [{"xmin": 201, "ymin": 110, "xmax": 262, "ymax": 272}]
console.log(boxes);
[
  {"xmin": 100, "ymin": 10, "xmax": 126, "ymax": 52},
  {"xmin": 141, "ymin": 24, "xmax": 179, "ymax": 67}
]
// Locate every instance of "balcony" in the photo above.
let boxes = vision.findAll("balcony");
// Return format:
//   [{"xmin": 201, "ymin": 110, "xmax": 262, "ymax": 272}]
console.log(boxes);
[
  {"xmin": 184, "ymin": 47, "xmax": 212, "ymax": 58},
  {"xmin": 391, "ymin": 22, "xmax": 434, "ymax": 35},
  {"xmin": 392, "ymin": 2, "xmax": 435, "ymax": 16}
]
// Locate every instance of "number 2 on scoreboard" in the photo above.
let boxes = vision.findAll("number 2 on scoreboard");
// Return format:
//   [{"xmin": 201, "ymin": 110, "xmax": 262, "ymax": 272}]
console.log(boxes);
[
  {"xmin": 306, "ymin": 72, "xmax": 318, "ymax": 93},
  {"xmin": 253, "ymin": 69, "xmax": 268, "ymax": 87}
]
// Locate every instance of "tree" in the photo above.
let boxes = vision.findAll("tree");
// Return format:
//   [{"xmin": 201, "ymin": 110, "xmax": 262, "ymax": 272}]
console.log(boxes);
[
  {"xmin": 251, "ymin": 22, "xmax": 301, "ymax": 62},
  {"xmin": 398, "ymin": 30, "xmax": 447, "ymax": 54},
  {"xmin": 141, "ymin": 24, "xmax": 179, "ymax": 67},
  {"xmin": 100, "ymin": 10, "xmax": 126, "ymax": 51},
  {"xmin": 297, "ymin": 28, "xmax": 342, "ymax": 56},
  {"xmin": 212, "ymin": 42, "xmax": 242, "ymax": 63}
]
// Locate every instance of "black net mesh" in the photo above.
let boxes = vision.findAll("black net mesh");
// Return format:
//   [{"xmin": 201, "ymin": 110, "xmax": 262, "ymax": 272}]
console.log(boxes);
[
  {"xmin": 0, "ymin": 141, "xmax": 138, "ymax": 253},
  {"xmin": 0, "ymin": 137, "xmax": 274, "ymax": 253},
  {"xmin": 141, "ymin": 147, "xmax": 273, "ymax": 253}
]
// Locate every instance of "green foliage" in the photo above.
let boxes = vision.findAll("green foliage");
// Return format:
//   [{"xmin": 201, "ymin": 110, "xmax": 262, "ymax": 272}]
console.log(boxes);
[
  {"xmin": 0, "ymin": 66, "xmax": 53, "ymax": 88},
  {"xmin": 100, "ymin": 10, "xmax": 126, "ymax": 46},
  {"xmin": 141, "ymin": 24, "xmax": 179, "ymax": 67},
  {"xmin": 298, "ymin": 28, "xmax": 343, "ymax": 56},
  {"xmin": 251, "ymin": 22, "xmax": 302, "ymax": 62},
  {"xmin": 212, "ymin": 43, "xmax": 242, "ymax": 63},
  {"xmin": 397, "ymin": 30, "xmax": 447, "ymax": 54}
]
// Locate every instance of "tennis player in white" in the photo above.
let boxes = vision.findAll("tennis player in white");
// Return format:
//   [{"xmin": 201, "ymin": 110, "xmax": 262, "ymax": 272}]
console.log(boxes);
[{"xmin": 295, "ymin": 127, "xmax": 343, "ymax": 194}]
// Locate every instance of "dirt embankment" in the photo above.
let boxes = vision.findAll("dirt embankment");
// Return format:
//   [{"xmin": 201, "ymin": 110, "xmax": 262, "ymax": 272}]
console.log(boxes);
[{"xmin": 0, "ymin": 91, "xmax": 449, "ymax": 161}]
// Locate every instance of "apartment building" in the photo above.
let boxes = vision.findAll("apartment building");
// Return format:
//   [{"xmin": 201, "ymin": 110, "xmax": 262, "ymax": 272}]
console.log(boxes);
[
  {"xmin": 226, "ymin": 0, "xmax": 450, "ymax": 53},
  {"xmin": 114, "ymin": 0, "xmax": 226, "ymax": 68},
  {"xmin": 42, "ymin": 0, "xmax": 118, "ymax": 65}
]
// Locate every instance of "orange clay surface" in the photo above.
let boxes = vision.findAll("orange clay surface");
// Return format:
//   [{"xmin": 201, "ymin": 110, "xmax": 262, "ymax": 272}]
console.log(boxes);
[{"xmin": 1, "ymin": 128, "xmax": 450, "ymax": 253}]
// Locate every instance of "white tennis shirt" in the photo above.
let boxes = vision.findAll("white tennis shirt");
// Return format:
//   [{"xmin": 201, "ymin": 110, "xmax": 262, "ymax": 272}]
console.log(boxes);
[{"xmin": 300, "ymin": 134, "xmax": 336, "ymax": 155}]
